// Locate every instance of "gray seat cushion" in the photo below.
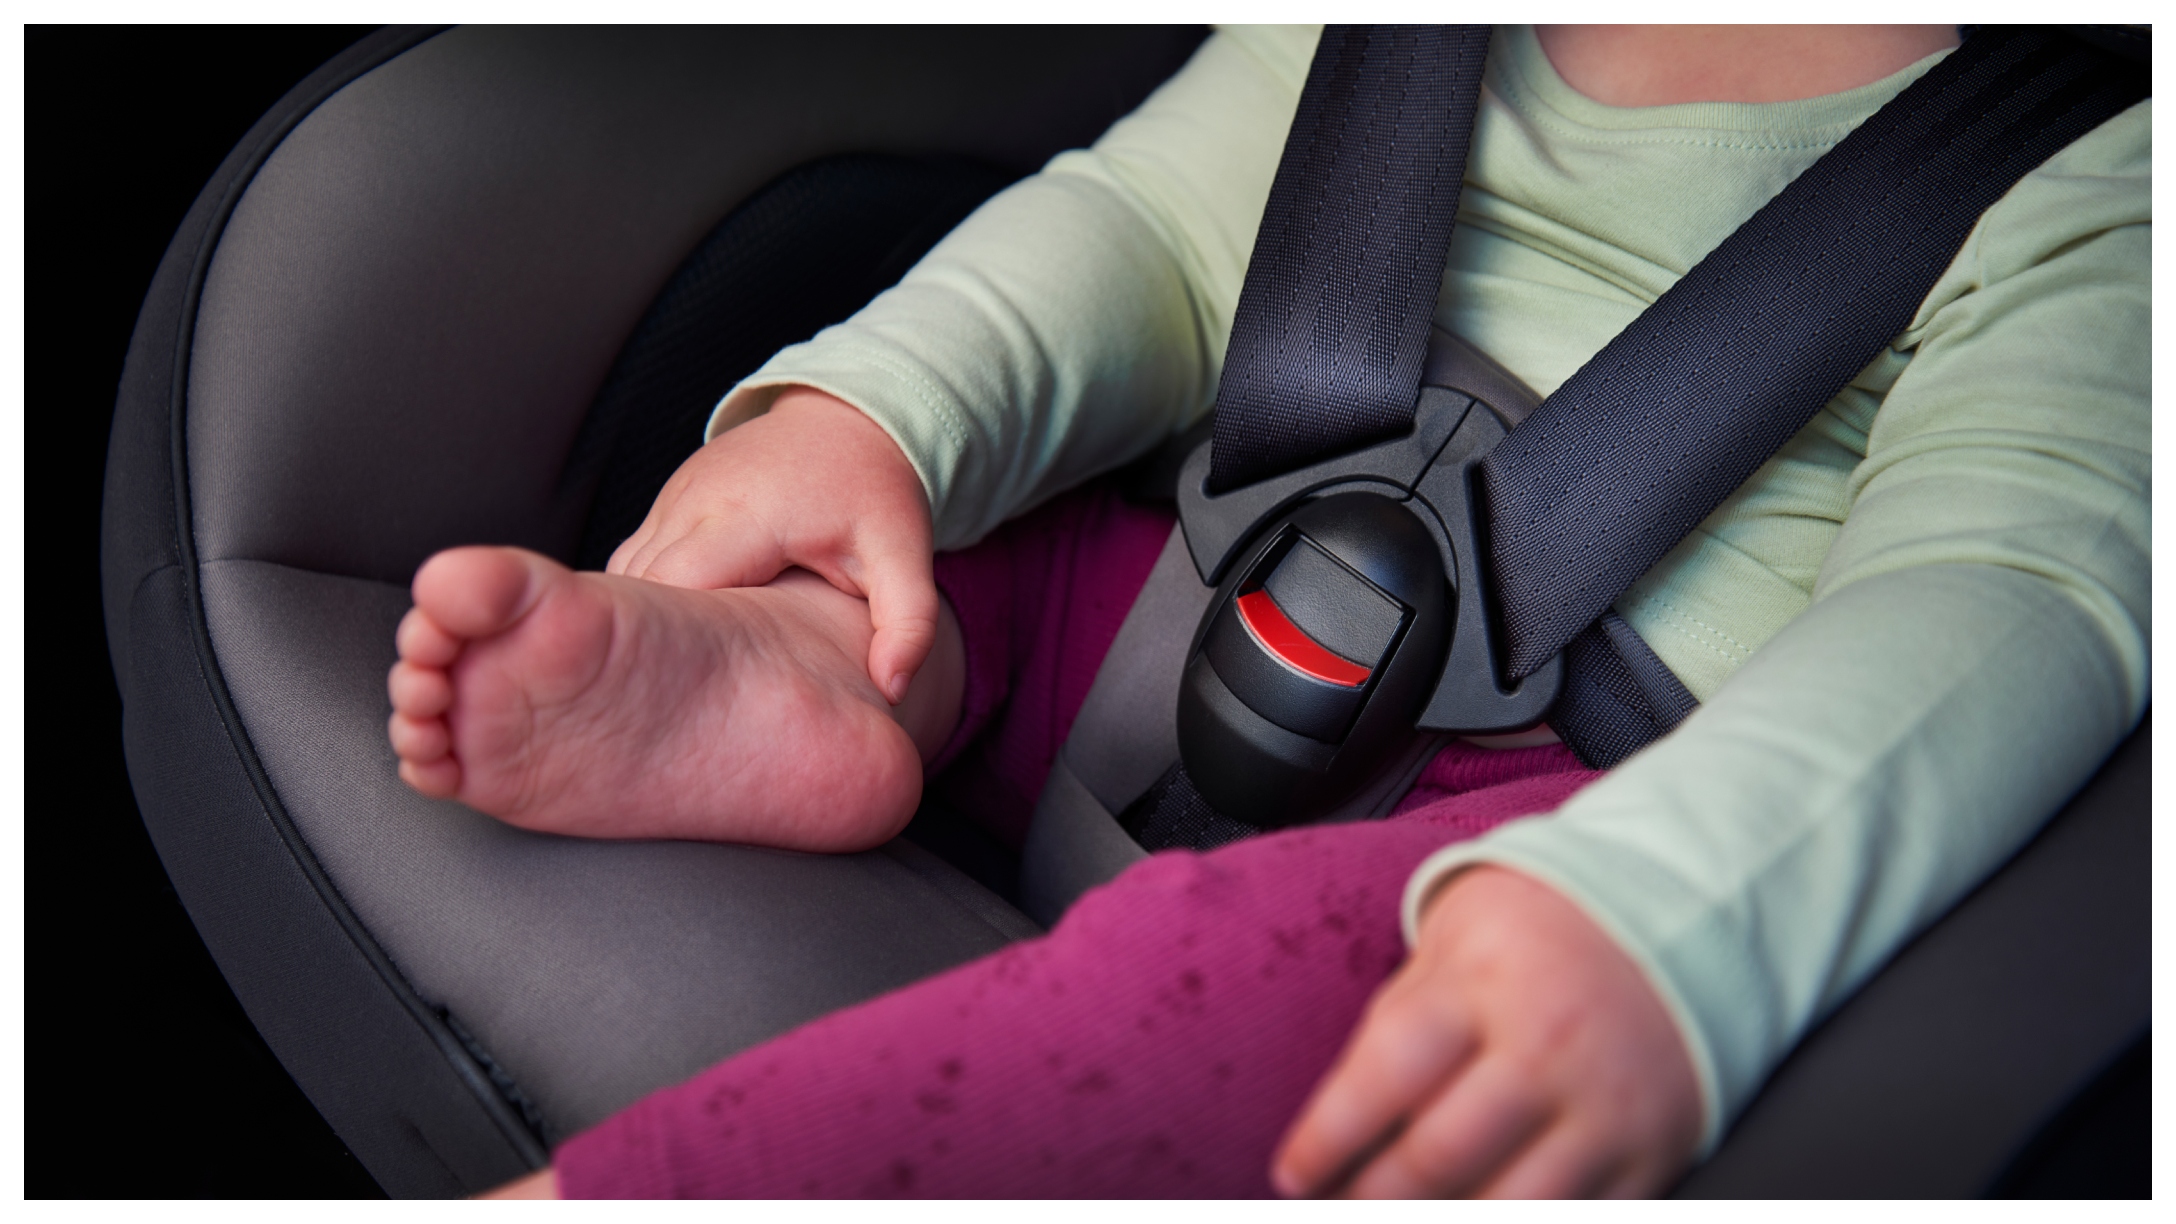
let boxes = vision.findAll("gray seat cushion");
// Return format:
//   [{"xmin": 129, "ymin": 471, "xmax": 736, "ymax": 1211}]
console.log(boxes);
[{"xmin": 200, "ymin": 559, "xmax": 1039, "ymax": 1140}]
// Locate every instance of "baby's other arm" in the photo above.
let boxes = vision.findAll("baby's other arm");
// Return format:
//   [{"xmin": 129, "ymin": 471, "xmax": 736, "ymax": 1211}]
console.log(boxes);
[{"xmin": 1391, "ymin": 99, "xmax": 2153, "ymax": 1156}]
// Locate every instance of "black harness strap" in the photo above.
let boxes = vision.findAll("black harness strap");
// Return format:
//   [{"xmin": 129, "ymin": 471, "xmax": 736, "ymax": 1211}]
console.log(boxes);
[
  {"xmin": 1207, "ymin": 25, "xmax": 1489, "ymax": 494},
  {"xmin": 1553, "ymin": 613, "xmax": 1703, "ymax": 768},
  {"xmin": 1484, "ymin": 27, "xmax": 2150, "ymax": 682}
]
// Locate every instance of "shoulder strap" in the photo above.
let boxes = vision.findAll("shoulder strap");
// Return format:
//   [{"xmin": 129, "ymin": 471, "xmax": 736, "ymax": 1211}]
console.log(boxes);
[{"xmin": 1207, "ymin": 25, "xmax": 1489, "ymax": 493}]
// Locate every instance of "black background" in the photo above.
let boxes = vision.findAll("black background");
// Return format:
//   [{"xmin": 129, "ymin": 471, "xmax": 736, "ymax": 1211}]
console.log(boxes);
[{"xmin": 32, "ymin": 25, "xmax": 385, "ymax": 1198}]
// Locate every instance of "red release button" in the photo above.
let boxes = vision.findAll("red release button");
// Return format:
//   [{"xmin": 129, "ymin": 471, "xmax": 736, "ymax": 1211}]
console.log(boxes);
[{"xmin": 1235, "ymin": 589, "xmax": 1373, "ymax": 688}]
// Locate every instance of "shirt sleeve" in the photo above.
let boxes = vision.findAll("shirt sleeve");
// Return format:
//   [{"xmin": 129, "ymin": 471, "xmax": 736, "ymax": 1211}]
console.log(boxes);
[
  {"xmin": 707, "ymin": 26, "xmax": 1319, "ymax": 551},
  {"xmin": 1400, "ymin": 100, "xmax": 2151, "ymax": 1153}
]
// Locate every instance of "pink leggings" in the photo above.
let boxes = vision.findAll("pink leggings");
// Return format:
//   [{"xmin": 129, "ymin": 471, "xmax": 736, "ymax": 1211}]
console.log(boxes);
[{"xmin": 555, "ymin": 486, "xmax": 1598, "ymax": 1197}]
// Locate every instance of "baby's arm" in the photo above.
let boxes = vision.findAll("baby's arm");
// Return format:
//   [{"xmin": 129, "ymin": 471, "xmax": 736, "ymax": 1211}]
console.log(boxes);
[
  {"xmin": 1282, "ymin": 99, "xmax": 2151, "ymax": 1192},
  {"xmin": 618, "ymin": 27, "xmax": 1315, "ymax": 698}
]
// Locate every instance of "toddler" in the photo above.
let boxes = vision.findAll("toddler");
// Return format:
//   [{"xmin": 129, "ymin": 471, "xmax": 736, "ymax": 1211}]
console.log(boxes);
[{"xmin": 386, "ymin": 24, "xmax": 2148, "ymax": 1197}]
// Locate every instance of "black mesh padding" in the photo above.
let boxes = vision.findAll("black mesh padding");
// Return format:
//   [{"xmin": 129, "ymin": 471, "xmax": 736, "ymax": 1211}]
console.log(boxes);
[
  {"xmin": 1481, "ymin": 27, "xmax": 2150, "ymax": 681},
  {"xmin": 566, "ymin": 154, "xmax": 1021, "ymax": 570},
  {"xmin": 1205, "ymin": 25, "xmax": 1488, "ymax": 494},
  {"xmin": 1122, "ymin": 762, "xmax": 1261, "ymax": 852},
  {"xmin": 1549, "ymin": 614, "xmax": 1701, "ymax": 770}
]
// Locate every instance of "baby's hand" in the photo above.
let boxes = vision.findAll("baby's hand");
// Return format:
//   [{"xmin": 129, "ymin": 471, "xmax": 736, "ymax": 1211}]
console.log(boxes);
[
  {"xmin": 610, "ymin": 388, "xmax": 936, "ymax": 704},
  {"xmin": 1271, "ymin": 866, "xmax": 1702, "ymax": 1198}
]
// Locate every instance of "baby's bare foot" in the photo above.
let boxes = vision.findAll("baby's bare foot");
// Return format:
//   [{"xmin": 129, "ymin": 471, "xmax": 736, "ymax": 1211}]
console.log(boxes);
[{"xmin": 387, "ymin": 546, "xmax": 929, "ymax": 851}]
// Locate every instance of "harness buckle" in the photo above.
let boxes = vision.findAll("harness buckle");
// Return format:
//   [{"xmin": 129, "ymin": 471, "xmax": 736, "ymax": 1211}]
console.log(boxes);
[{"xmin": 1174, "ymin": 384, "xmax": 1562, "ymax": 825}]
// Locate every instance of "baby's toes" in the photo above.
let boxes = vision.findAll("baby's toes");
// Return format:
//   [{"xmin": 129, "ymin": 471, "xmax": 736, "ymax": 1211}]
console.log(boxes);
[
  {"xmin": 396, "ymin": 606, "xmax": 464, "ymax": 668},
  {"xmin": 398, "ymin": 755, "xmax": 462, "ymax": 799},
  {"xmin": 390, "ymin": 709, "xmax": 462, "ymax": 800},
  {"xmin": 412, "ymin": 546, "xmax": 555, "ymax": 639},
  {"xmin": 388, "ymin": 660, "xmax": 453, "ymax": 718},
  {"xmin": 389, "ymin": 710, "xmax": 452, "ymax": 764}
]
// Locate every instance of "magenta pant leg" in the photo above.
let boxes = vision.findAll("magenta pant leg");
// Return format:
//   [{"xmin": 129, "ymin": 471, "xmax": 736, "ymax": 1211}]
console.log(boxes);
[{"xmin": 554, "ymin": 748, "xmax": 1594, "ymax": 1198}]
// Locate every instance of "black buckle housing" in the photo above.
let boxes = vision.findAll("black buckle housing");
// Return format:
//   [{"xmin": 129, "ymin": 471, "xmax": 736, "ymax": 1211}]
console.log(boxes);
[{"xmin": 1174, "ymin": 383, "xmax": 1563, "ymax": 826}]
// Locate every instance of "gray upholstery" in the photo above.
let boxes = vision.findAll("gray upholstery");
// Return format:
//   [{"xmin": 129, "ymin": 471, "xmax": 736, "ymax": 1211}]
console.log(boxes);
[
  {"xmin": 121, "ymin": 565, "xmax": 541, "ymax": 1196},
  {"xmin": 107, "ymin": 24, "xmax": 1206, "ymax": 1195}
]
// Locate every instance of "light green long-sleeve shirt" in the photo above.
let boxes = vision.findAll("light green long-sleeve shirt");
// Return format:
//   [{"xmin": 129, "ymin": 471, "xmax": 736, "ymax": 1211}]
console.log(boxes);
[{"xmin": 713, "ymin": 26, "xmax": 2151, "ymax": 1149}]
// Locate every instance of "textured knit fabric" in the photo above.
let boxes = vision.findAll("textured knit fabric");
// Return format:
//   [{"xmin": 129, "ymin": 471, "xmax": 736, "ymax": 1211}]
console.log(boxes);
[
  {"xmin": 555, "ymin": 741, "xmax": 1595, "ymax": 1198},
  {"xmin": 709, "ymin": 26, "xmax": 2151, "ymax": 1145}
]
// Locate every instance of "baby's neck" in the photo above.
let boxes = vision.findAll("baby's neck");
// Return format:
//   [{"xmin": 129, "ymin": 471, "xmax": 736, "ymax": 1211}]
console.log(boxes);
[{"xmin": 1535, "ymin": 25, "xmax": 1960, "ymax": 108}]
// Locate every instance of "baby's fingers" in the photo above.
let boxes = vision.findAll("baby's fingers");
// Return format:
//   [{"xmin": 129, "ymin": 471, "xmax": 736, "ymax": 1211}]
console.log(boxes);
[
  {"xmin": 1272, "ymin": 981, "xmax": 1479, "ymax": 1197},
  {"xmin": 635, "ymin": 517, "xmax": 788, "ymax": 590},
  {"xmin": 605, "ymin": 522, "xmax": 654, "ymax": 577},
  {"xmin": 1475, "ymin": 1120, "xmax": 1625, "ymax": 1199},
  {"xmin": 1343, "ymin": 1055, "xmax": 1552, "ymax": 1198}
]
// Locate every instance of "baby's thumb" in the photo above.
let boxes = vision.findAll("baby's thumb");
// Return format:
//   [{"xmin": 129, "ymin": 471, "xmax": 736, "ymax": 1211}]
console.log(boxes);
[{"xmin": 864, "ymin": 552, "xmax": 941, "ymax": 705}]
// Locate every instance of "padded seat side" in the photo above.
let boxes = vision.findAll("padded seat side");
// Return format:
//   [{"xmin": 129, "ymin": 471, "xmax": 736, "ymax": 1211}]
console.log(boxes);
[
  {"xmin": 102, "ymin": 29, "xmax": 537, "ymax": 1197},
  {"xmin": 104, "ymin": 25, "xmax": 1206, "ymax": 1196}
]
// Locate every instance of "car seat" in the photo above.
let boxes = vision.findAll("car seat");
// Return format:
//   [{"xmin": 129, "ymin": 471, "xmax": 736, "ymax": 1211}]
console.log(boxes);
[{"xmin": 102, "ymin": 25, "xmax": 2149, "ymax": 1198}]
